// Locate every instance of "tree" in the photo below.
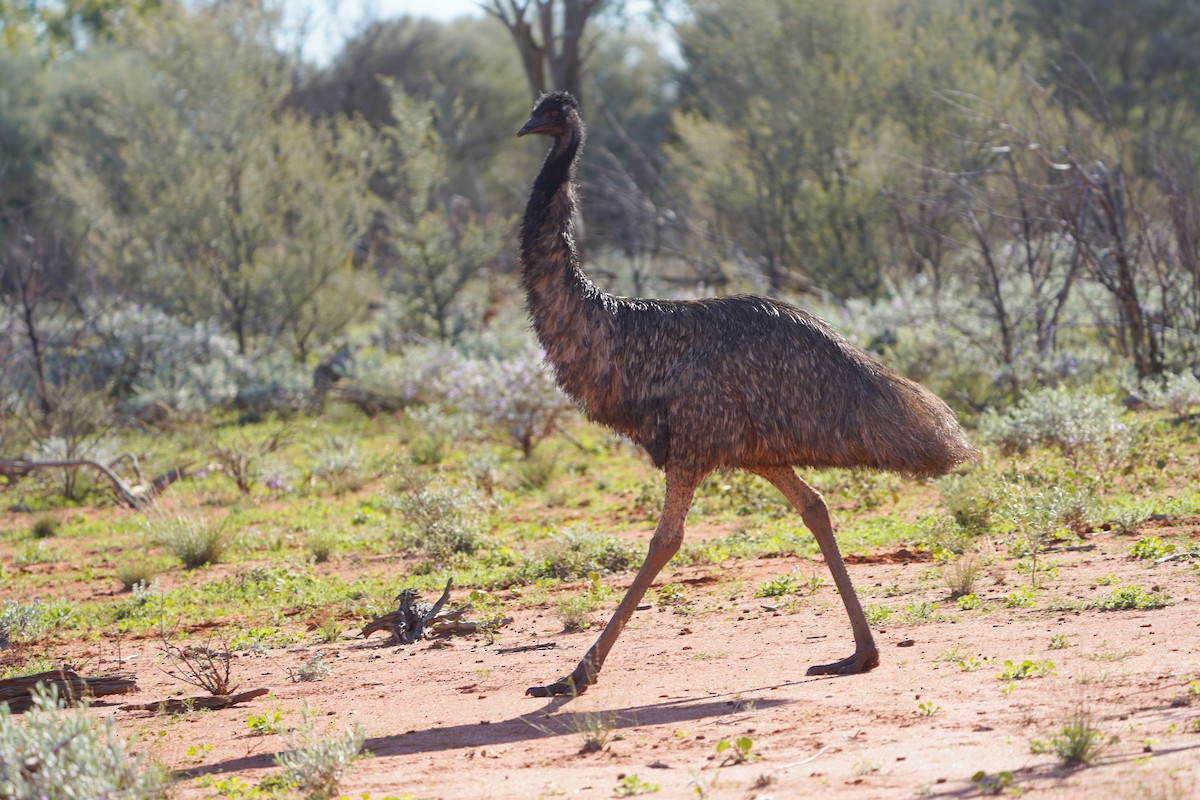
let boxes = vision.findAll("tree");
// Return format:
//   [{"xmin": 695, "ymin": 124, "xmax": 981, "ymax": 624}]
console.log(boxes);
[
  {"xmin": 483, "ymin": 0, "xmax": 611, "ymax": 101},
  {"xmin": 53, "ymin": 0, "xmax": 379, "ymax": 360},
  {"xmin": 371, "ymin": 92, "xmax": 510, "ymax": 343},
  {"xmin": 671, "ymin": 0, "xmax": 889, "ymax": 296}
]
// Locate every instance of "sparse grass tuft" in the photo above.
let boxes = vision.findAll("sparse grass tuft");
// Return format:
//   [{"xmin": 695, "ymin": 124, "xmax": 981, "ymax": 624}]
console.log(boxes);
[
  {"xmin": 154, "ymin": 512, "xmax": 231, "ymax": 569},
  {"xmin": 941, "ymin": 553, "xmax": 981, "ymax": 598},
  {"xmin": 1030, "ymin": 707, "xmax": 1106, "ymax": 766},
  {"xmin": 30, "ymin": 515, "xmax": 61, "ymax": 539}
]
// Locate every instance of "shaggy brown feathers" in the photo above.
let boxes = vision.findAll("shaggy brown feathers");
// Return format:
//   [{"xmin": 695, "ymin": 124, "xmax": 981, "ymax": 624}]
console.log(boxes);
[{"xmin": 518, "ymin": 92, "xmax": 975, "ymax": 479}]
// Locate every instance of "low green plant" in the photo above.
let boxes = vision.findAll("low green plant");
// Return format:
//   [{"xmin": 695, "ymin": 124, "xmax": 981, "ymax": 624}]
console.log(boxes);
[
  {"xmin": 1094, "ymin": 585, "xmax": 1170, "ymax": 610},
  {"xmin": 290, "ymin": 651, "xmax": 333, "ymax": 683},
  {"xmin": 956, "ymin": 593, "xmax": 982, "ymax": 611},
  {"xmin": 654, "ymin": 583, "xmax": 692, "ymax": 611},
  {"xmin": 959, "ymin": 656, "xmax": 987, "ymax": 672},
  {"xmin": 997, "ymin": 659, "xmax": 1055, "ymax": 681},
  {"xmin": 614, "ymin": 774, "xmax": 659, "ymax": 796},
  {"xmin": 1048, "ymin": 634, "xmax": 1070, "ymax": 650},
  {"xmin": 1030, "ymin": 708, "xmax": 1106, "ymax": 766},
  {"xmin": 971, "ymin": 770, "xmax": 1015, "ymax": 796},
  {"xmin": 918, "ymin": 701, "xmax": 940, "ymax": 716},
  {"xmin": 569, "ymin": 709, "xmax": 618, "ymax": 754},
  {"xmin": 755, "ymin": 574, "xmax": 796, "ymax": 598},
  {"xmin": 901, "ymin": 601, "xmax": 942, "ymax": 624},
  {"xmin": 864, "ymin": 604, "xmax": 891, "ymax": 626},
  {"xmin": 274, "ymin": 708, "xmax": 366, "ymax": 800},
  {"xmin": 556, "ymin": 590, "xmax": 603, "ymax": 632},
  {"xmin": 715, "ymin": 735, "xmax": 758, "ymax": 765},
  {"xmin": 0, "ymin": 685, "xmax": 166, "ymax": 798},
  {"xmin": 396, "ymin": 480, "xmax": 489, "ymax": 559},
  {"xmin": 1131, "ymin": 536, "xmax": 1171, "ymax": 560},
  {"xmin": 248, "ymin": 709, "xmax": 285, "ymax": 736},
  {"xmin": 1004, "ymin": 587, "xmax": 1036, "ymax": 608}
]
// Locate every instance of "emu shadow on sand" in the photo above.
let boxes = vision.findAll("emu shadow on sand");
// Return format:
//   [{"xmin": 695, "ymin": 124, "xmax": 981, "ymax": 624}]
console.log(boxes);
[{"xmin": 517, "ymin": 92, "xmax": 976, "ymax": 697}]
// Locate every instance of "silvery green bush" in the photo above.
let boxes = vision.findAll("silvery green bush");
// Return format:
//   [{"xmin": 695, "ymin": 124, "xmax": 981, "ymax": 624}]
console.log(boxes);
[{"xmin": 0, "ymin": 685, "xmax": 166, "ymax": 799}]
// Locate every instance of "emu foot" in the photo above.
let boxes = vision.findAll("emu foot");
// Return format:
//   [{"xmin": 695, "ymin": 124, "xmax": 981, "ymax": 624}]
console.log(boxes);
[
  {"xmin": 806, "ymin": 648, "xmax": 880, "ymax": 676},
  {"xmin": 525, "ymin": 662, "xmax": 597, "ymax": 697}
]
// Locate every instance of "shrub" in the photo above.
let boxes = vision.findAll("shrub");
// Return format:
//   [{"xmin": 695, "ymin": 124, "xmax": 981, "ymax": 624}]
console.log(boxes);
[
  {"xmin": 525, "ymin": 526, "xmax": 641, "ymax": 581},
  {"xmin": 0, "ymin": 599, "xmax": 51, "ymax": 643},
  {"xmin": 274, "ymin": 709, "xmax": 366, "ymax": 800},
  {"xmin": 0, "ymin": 685, "xmax": 166, "ymax": 799},
  {"xmin": 453, "ymin": 343, "xmax": 574, "ymax": 457},
  {"xmin": 1137, "ymin": 370, "xmax": 1200, "ymax": 417},
  {"xmin": 980, "ymin": 385, "xmax": 1140, "ymax": 471},
  {"xmin": 304, "ymin": 529, "xmax": 339, "ymax": 564},
  {"xmin": 307, "ymin": 436, "xmax": 366, "ymax": 494},
  {"xmin": 397, "ymin": 481, "xmax": 488, "ymax": 559}
]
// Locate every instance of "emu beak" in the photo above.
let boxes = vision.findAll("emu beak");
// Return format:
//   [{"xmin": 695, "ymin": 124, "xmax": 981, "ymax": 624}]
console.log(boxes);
[{"xmin": 516, "ymin": 114, "xmax": 550, "ymax": 137}]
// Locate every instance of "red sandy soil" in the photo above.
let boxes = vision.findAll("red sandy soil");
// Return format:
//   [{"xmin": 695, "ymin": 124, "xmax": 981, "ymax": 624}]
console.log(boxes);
[{"xmin": 24, "ymin": 518, "xmax": 1196, "ymax": 800}]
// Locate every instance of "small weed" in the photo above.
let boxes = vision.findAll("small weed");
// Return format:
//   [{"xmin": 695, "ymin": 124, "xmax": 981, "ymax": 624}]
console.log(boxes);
[
  {"xmin": 755, "ymin": 575, "xmax": 796, "ymax": 598},
  {"xmin": 997, "ymin": 659, "xmax": 1055, "ymax": 681},
  {"xmin": 314, "ymin": 617, "xmax": 341, "ymax": 644},
  {"xmin": 972, "ymin": 770, "xmax": 1015, "ymax": 795},
  {"xmin": 864, "ymin": 604, "xmax": 891, "ymax": 626},
  {"xmin": 614, "ymin": 773, "xmax": 659, "ymax": 796},
  {"xmin": 290, "ymin": 651, "xmax": 333, "ymax": 683},
  {"xmin": 1048, "ymin": 634, "xmax": 1070, "ymax": 650},
  {"xmin": 1004, "ymin": 587, "xmax": 1036, "ymax": 608},
  {"xmin": 1094, "ymin": 585, "xmax": 1170, "ymax": 610},
  {"xmin": 555, "ymin": 572, "xmax": 609, "ymax": 632},
  {"xmin": 154, "ymin": 512, "xmax": 231, "ymax": 569},
  {"xmin": 1131, "ymin": 536, "xmax": 1171, "ymax": 560},
  {"xmin": 1092, "ymin": 573, "xmax": 1118, "ymax": 586},
  {"xmin": 655, "ymin": 583, "xmax": 694, "ymax": 613},
  {"xmin": 570, "ymin": 709, "xmax": 618, "ymax": 754},
  {"xmin": 115, "ymin": 558, "xmax": 165, "ymax": 592},
  {"xmin": 159, "ymin": 631, "xmax": 237, "ymax": 695},
  {"xmin": 956, "ymin": 593, "xmax": 982, "ymax": 611},
  {"xmin": 715, "ymin": 735, "xmax": 758, "ymax": 766},
  {"xmin": 918, "ymin": 701, "xmax": 940, "ymax": 716},
  {"xmin": 901, "ymin": 601, "xmax": 942, "ymax": 624},
  {"xmin": 959, "ymin": 656, "xmax": 987, "ymax": 672},
  {"xmin": 248, "ymin": 709, "xmax": 285, "ymax": 736}
]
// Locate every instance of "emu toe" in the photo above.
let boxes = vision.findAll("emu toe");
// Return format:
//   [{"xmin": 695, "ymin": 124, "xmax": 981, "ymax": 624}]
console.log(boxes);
[{"xmin": 806, "ymin": 648, "xmax": 880, "ymax": 676}]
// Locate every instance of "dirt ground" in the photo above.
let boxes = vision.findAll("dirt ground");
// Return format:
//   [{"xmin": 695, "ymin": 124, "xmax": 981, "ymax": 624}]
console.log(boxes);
[{"xmin": 32, "ymin": 516, "xmax": 1196, "ymax": 799}]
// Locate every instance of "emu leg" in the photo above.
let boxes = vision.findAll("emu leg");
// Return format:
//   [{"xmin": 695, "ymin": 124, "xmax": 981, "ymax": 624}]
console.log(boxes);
[
  {"xmin": 526, "ymin": 469, "xmax": 702, "ymax": 697},
  {"xmin": 754, "ymin": 467, "xmax": 879, "ymax": 675}
]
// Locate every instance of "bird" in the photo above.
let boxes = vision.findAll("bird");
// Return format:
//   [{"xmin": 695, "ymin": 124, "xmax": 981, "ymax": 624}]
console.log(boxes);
[{"xmin": 516, "ymin": 91, "xmax": 977, "ymax": 697}]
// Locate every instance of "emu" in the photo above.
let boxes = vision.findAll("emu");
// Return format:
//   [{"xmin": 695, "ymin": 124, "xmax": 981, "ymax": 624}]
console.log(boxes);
[{"xmin": 516, "ymin": 92, "xmax": 975, "ymax": 697}]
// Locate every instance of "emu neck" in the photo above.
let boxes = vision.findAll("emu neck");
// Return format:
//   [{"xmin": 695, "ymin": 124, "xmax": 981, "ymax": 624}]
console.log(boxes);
[{"xmin": 519, "ymin": 126, "xmax": 605, "ymax": 359}]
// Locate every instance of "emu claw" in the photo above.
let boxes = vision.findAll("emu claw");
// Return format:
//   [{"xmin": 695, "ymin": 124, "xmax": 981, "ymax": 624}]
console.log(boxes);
[
  {"xmin": 806, "ymin": 649, "xmax": 880, "ymax": 676},
  {"xmin": 526, "ymin": 675, "xmax": 588, "ymax": 697}
]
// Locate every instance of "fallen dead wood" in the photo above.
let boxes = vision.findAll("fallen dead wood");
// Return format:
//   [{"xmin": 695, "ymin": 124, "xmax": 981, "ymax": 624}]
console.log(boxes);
[
  {"xmin": 0, "ymin": 457, "xmax": 191, "ymax": 508},
  {"xmin": 1155, "ymin": 552, "xmax": 1200, "ymax": 564},
  {"xmin": 0, "ymin": 668, "xmax": 138, "ymax": 713},
  {"xmin": 361, "ymin": 578, "xmax": 512, "ymax": 643},
  {"xmin": 118, "ymin": 687, "xmax": 268, "ymax": 714},
  {"xmin": 497, "ymin": 642, "xmax": 558, "ymax": 654}
]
